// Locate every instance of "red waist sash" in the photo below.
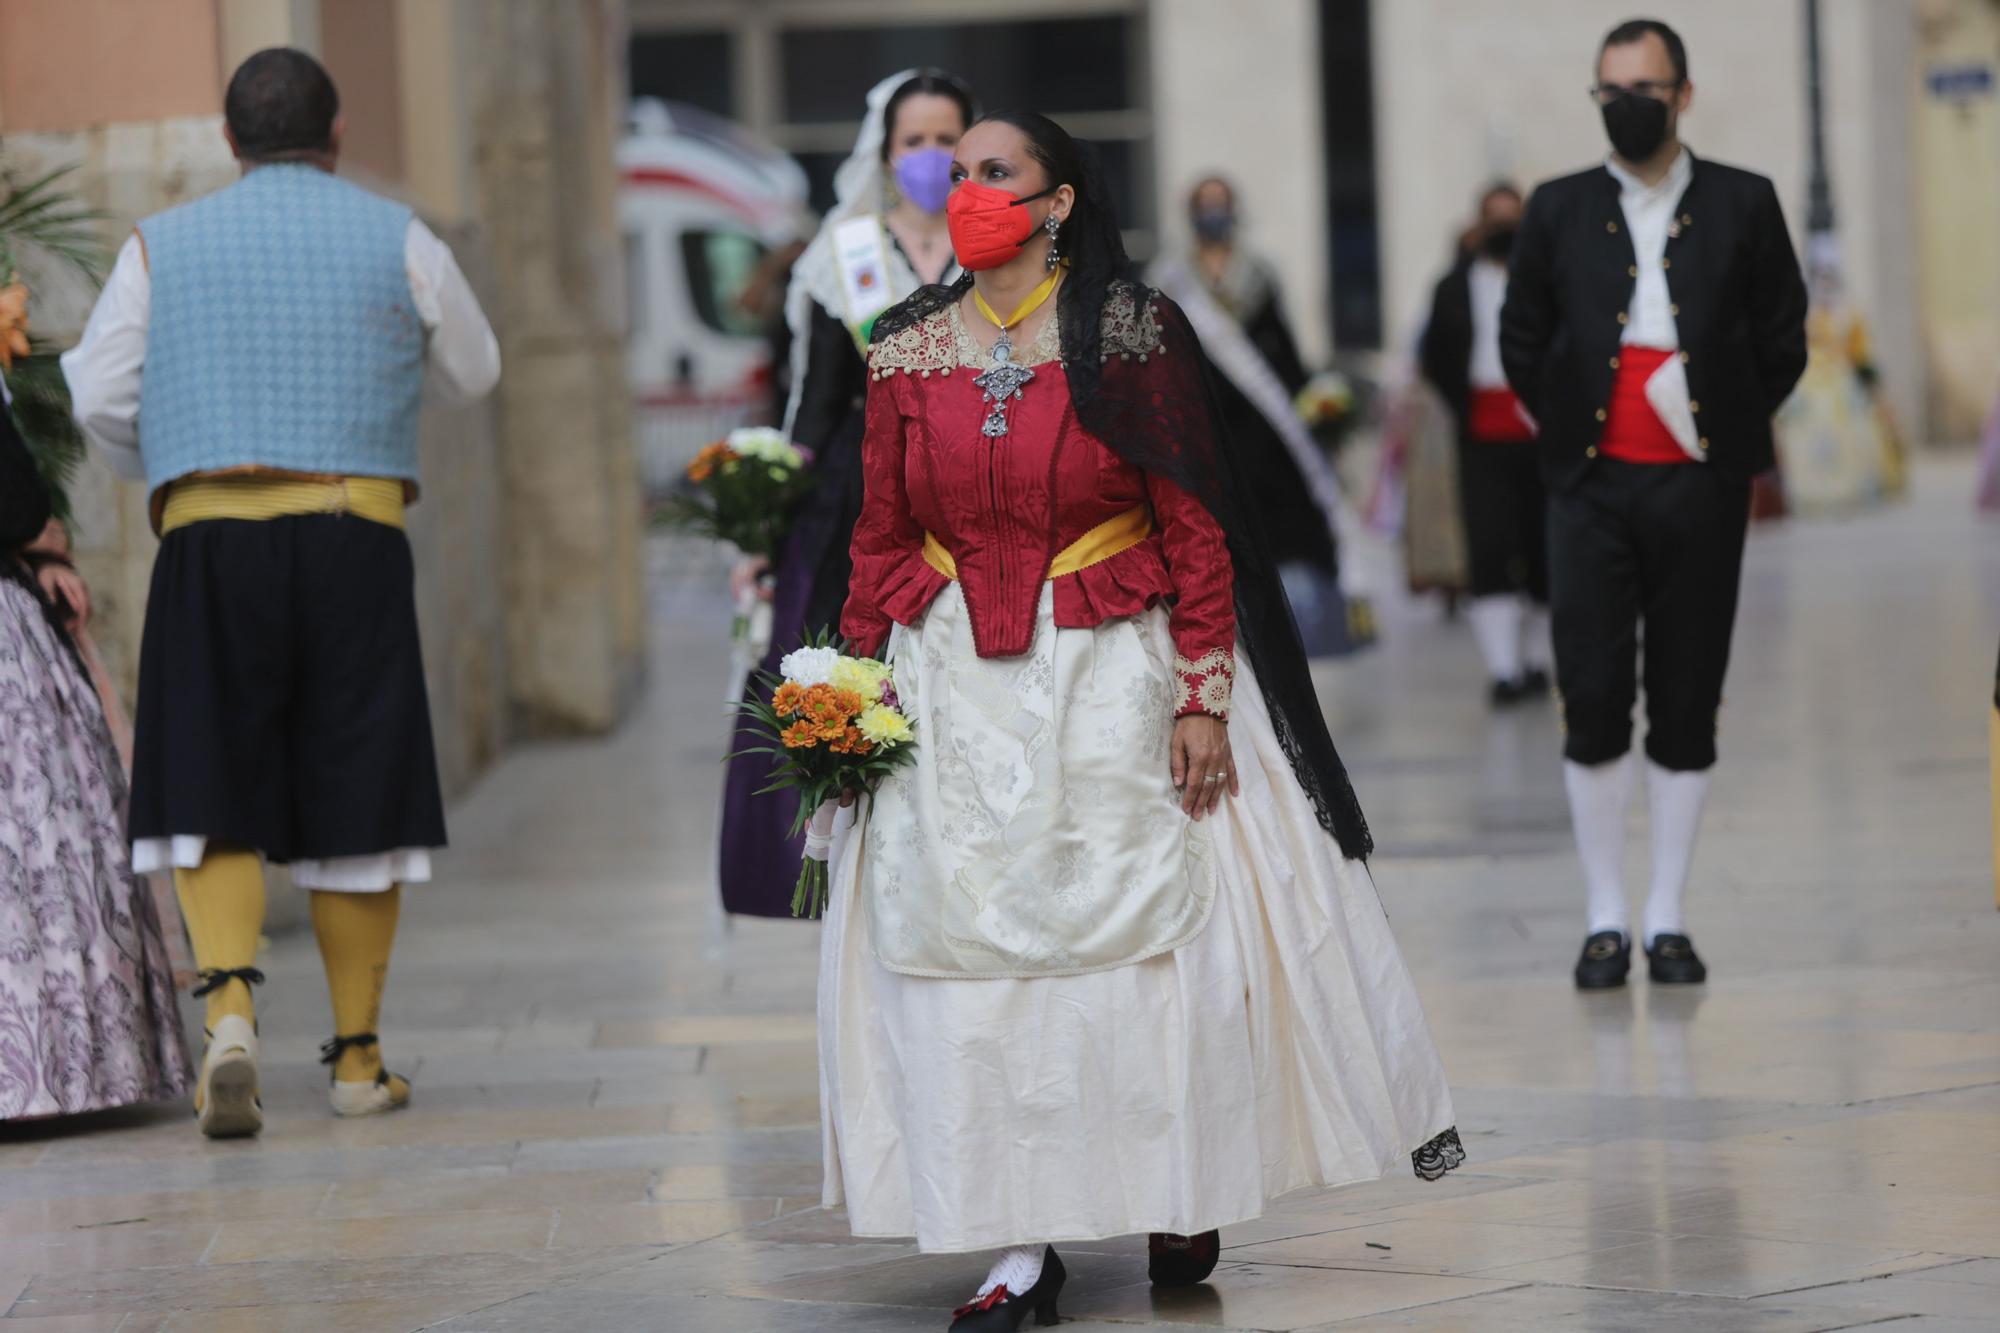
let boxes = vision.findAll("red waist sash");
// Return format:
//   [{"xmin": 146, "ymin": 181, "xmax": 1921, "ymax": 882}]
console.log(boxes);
[
  {"xmin": 1468, "ymin": 386, "xmax": 1535, "ymax": 444},
  {"xmin": 1601, "ymin": 346, "xmax": 1689, "ymax": 465}
]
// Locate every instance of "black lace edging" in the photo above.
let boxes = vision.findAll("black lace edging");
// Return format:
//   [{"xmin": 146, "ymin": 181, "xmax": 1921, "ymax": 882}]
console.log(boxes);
[{"xmin": 1411, "ymin": 1127, "xmax": 1466, "ymax": 1182}]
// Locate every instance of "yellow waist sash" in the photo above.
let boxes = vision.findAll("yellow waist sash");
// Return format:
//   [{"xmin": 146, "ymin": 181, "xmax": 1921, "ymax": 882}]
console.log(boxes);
[
  {"xmin": 922, "ymin": 505, "xmax": 1153, "ymax": 582},
  {"xmin": 160, "ymin": 475, "xmax": 407, "ymax": 536}
]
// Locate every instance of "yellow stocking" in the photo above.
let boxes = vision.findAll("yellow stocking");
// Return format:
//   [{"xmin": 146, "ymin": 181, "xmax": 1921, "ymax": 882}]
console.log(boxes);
[
  {"xmin": 310, "ymin": 887, "xmax": 401, "ymax": 1082},
  {"xmin": 173, "ymin": 846, "xmax": 266, "ymax": 1028}
]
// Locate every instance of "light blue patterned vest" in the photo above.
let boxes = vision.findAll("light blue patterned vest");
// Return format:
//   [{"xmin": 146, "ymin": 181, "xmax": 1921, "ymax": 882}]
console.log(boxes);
[{"xmin": 137, "ymin": 165, "xmax": 423, "ymax": 492}]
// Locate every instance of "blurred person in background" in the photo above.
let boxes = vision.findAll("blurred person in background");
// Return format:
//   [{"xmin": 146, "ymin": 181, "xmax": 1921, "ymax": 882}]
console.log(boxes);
[
  {"xmin": 823, "ymin": 109, "xmax": 1460, "ymax": 1329},
  {"xmin": 62, "ymin": 48, "xmax": 500, "ymax": 1137},
  {"xmin": 1502, "ymin": 18, "xmax": 1807, "ymax": 991},
  {"xmin": 0, "ymin": 376, "xmax": 191, "ymax": 1123},
  {"xmin": 1150, "ymin": 176, "xmax": 1364, "ymax": 656},
  {"xmin": 1421, "ymin": 182, "xmax": 1552, "ymax": 705},
  {"xmin": 717, "ymin": 69, "xmax": 975, "ymax": 920}
]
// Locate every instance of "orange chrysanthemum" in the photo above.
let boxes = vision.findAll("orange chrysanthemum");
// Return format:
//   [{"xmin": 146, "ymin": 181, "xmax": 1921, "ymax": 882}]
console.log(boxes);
[
  {"xmin": 687, "ymin": 442, "xmax": 737, "ymax": 484},
  {"xmin": 772, "ymin": 682, "xmax": 806, "ymax": 717},
  {"xmin": 779, "ymin": 720, "xmax": 819, "ymax": 749},
  {"xmin": 828, "ymin": 726, "xmax": 873, "ymax": 756},
  {"xmin": 797, "ymin": 684, "xmax": 862, "ymax": 738}
]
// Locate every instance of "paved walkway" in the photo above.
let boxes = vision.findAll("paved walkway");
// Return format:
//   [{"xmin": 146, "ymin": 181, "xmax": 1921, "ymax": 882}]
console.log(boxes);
[{"xmin": 2, "ymin": 461, "xmax": 1996, "ymax": 1331}]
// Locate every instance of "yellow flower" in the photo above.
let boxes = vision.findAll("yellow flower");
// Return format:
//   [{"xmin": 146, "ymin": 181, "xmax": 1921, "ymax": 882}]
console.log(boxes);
[
  {"xmin": 829, "ymin": 656, "xmax": 891, "ymax": 702},
  {"xmin": 856, "ymin": 703, "xmax": 913, "ymax": 747}
]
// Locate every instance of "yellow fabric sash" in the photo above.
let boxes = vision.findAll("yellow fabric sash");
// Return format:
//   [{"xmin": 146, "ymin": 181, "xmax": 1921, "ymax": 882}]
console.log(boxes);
[
  {"xmin": 160, "ymin": 475, "xmax": 406, "ymax": 536},
  {"xmin": 922, "ymin": 506, "xmax": 1153, "ymax": 582}
]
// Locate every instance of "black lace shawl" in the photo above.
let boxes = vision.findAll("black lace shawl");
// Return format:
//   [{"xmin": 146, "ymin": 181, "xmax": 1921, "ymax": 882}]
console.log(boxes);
[{"xmin": 874, "ymin": 273, "xmax": 1373, "ymax": 861}]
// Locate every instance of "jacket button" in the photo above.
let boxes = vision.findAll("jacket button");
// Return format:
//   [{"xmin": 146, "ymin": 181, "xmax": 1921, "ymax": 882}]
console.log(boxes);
[
  {"xmin": 1661, "ymin": 258, "xmax": 1672, "ymax": 270},
  {"xmin": 1587, "ymin": 446, "xmax": 1600, "ymax": 458},
  {"xmin": 1628, "ymin": 265, "xmax": 1639, "ymax": 278},
  {"xmin": 1606, "ymin": 221, "xmax": 1619, "ymax": 233},
  {"xmin": 1680, "ymin": 351, "xmax": 1691, "ymax": 364},
  {"xmin": 1609, "ymin": 356, "xmax": 1621, "ymax": 369},
  {"xmin": 1681, "ymin": 213, "xmax": 1693, "ymax": 226},
  {"xmin": 1689, "ymin": 401, "xmax": 1701, "ymax": 413},
  {"xmin": 1617, "ymin": 312, "xmax": 1629, "ymax": 325},
  {"xmin": 1669, "ymin": 303, "xmax": 1680, "ymax": 316},
  {"xmin": 1595, "ymin": 408, "xmax": 1608, "ymax": 422},
  {"xmin": 1699, "ymin": 437, "xmax": 1710, "ymax": 451}
]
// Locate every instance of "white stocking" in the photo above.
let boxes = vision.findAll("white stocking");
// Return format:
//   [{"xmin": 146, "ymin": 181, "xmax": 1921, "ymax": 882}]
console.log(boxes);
[
  {"xmin": 1469, "ymin": 595, "xmax": 1525, "ymax": 682},
  {"xmin": 1643, "ymin": 761, "xmax": 1710, "ymax": 947},
  {"xmin": 978, "ymin": 1245, "xmax": 1045, "ymax": 1299},
  {"xmin": 1522, "ymin": 603, "xmax": 1552, "ymax": 672},
  {"xmin": 1565, "ymin": 754, "xmax": 1635, "ymax": 937}
]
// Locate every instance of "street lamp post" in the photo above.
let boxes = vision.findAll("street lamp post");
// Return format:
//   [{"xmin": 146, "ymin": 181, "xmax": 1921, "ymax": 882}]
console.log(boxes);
[{"xmin": 1804, "ymin": 0, "xmax": 1836, "ymax": 238}]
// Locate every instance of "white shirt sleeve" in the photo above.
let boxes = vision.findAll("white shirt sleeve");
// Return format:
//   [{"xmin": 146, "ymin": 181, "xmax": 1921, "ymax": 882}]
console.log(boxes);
[
  {"xmin": 60, "ymin": 233, "xmax": 151, "ymax": 483},
  {"xmin": 405, "ymin": 219, "xmax": 501, "ymax": 405}
]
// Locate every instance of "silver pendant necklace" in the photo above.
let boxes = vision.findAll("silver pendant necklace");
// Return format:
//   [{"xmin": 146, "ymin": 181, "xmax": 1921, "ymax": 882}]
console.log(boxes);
[
  {"xmin": 969, "ymin": 280, "xmax": 1057, "ymax": 439},
  {"xmin": 972, "ymin": 335, "xmax": 1035, "ymax": 439}
]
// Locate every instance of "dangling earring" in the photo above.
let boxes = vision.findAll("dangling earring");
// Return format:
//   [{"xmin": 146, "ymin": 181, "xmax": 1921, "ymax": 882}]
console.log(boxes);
[{"xmin": 1044, "ymin": 213, "xmax": 1062, "ymax": 272}]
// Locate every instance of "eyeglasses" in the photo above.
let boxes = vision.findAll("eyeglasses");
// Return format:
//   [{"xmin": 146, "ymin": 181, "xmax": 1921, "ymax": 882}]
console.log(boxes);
[{"xmin": 1589, "ymin": 80, "xmax": 1684, "ymax": 105}]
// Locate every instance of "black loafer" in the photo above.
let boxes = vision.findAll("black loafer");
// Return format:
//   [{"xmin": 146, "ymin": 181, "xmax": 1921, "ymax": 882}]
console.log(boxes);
[
  {"xmin": 1490, "ymin": 677, "xmax": 1531, "ymax": 707},
  {"xmin": 1573, "ymin": 931, "xmax": 1631, "ymax": 989},
  {"xmin": 1646, "ymin": 933, "xmax": 1707, "ymax": 985},
  {"xmin": 1521, "ymin": 667, "xmax": 1551, "ymax": 696}
]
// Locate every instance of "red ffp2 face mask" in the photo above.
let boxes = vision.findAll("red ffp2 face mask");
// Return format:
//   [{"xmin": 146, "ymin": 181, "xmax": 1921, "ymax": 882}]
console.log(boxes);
[{"xmin": 946, "ymin": 181, "xmax": 1057, "ymax": 271}]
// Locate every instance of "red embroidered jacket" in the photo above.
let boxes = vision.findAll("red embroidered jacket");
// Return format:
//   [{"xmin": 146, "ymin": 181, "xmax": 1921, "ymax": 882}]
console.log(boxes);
[{"xmin": 840, "ymin": 293, "xmax": 1237, "ymax": 717}]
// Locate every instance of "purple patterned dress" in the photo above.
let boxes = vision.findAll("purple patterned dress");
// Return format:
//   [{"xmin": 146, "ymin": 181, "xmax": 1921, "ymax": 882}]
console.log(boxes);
[{"xmin": 0, "ymin": 574, "xmax": 192, "ymax": 1120}]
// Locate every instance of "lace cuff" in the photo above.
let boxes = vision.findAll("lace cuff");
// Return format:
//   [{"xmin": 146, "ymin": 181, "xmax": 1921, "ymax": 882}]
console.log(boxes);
[{"xmin": 1173, "ymin": 648, "xmax": 1235, "ymax": 719}]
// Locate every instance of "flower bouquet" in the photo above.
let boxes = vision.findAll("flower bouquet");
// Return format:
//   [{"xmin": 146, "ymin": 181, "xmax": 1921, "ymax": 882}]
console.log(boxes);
[
  {"xmin": 733, "ymin": 636, "xmax": 917, "ymax": 917},
  {"xmin": 1295, "ymin": 370, "xmax": 1358, "ymax": 447},
  {"xmin": 654, "ymin": 426, "xmax": 814, "ymax": 665}
]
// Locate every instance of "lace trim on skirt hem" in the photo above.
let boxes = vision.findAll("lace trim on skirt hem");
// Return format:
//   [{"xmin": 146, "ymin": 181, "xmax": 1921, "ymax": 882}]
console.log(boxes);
[{"xmin": 1412, "ymin": 1127, "xmax": 1467, "ymax": 1182}]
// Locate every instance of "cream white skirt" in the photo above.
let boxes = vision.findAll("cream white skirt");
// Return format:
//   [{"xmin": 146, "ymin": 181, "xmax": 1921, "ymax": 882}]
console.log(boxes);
[{"xmin": 818, "ymin": 587, "xmax": 1459, "ymax": 1253}]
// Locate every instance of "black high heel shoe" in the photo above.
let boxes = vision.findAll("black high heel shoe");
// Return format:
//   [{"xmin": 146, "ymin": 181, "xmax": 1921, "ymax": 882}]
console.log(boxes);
[
  {"xmin": 950, "ymin": 1246, "xmax": 1065, "ymax": 1330},
  {"xmin": 1149, "ymin": 1230, "xmax": 1220, "ymax": 1286}
]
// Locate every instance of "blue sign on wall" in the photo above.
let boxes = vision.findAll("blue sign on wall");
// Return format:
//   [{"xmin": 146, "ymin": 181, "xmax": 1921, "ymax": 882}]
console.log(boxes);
[{"xmin": 1927, "ymin": 62, "xmax": 1995, "ymax": 101}]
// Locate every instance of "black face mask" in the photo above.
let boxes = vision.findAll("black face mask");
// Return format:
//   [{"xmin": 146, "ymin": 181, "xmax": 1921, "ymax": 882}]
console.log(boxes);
[
  {"xmin": 1601, "ymin": 92, "xmax": 1672, "ymax": 162},
  {"xmin": 1480, "ymin": 226, "xmax": 1517, "ymax": 261},
  {"xmin": 1192, "ymin": 207, "xmax": 1236, "ymax": 244}
]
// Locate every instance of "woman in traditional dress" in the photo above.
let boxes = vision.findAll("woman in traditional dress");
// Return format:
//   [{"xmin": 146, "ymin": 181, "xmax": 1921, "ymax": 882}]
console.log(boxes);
[
  {"xmin": 821, "ymin": 110, "xmax": 1461, "ymax": 1329},
  {"xmin": 0, "ymin": 383, "xmax": 191, "ymax": 1122},
  {"xmin": 1148, "ymin": 176, "xmax": 1366, "ymax": 657},
  {"xmin": 718, "ymin": 69, "xmax": 975, "ymax": 919}
]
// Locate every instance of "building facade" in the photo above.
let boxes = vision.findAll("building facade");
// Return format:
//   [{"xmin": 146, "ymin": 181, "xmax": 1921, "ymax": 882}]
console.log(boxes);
[
  {"xmin": 636, "ymin": 0, "xmax": 1996, "ymax": 443},
  {"xmin": 0, "ymin": 0, "xmax": 646, "ymax": 800}
]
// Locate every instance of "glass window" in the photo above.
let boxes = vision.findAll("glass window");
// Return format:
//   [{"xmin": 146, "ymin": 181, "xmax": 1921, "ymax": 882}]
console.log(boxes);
[
  {"xmin": 777, "ymin": 18, "xmax": 1135, "ymax": 123},
  {"xmin": 625, "ymin": 231, "xmax": 647, "ymax": 337},
  {"xmin": 680, "ymin": 229, "xmax": 769, "ymax": 338},
  {"xmin": 1320, "ymin": 0, "xmax": 1381, "ymax": 348},
  {"xmin": 630, "ymin": 31, "xmax": 734, "ymax": 117}
]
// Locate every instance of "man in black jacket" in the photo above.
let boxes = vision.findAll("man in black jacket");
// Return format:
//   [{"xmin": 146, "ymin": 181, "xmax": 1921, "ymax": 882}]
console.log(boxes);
[
  {"xmin": 1501, "ymin": 18, "xmax": 1807, "ymax": 990},
  {"xmin": 1421, "ymin": 182, "xmax": 1551, "ymax": 705}
]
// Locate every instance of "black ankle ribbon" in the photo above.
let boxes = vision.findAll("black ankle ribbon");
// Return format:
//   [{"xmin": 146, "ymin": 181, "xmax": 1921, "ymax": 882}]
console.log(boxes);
[
  {"xmin": 319, "ymin": 1032, "xmax": 380, "ymax": 1066},
  {"xmin": 191, "ymin": 967, "xmax": 267, "ymax": 998}
]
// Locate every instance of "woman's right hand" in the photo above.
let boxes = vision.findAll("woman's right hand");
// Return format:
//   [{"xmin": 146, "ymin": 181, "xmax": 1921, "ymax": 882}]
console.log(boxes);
[
  {"xmin": 36, "ymin": 562, "xmax": 91, "ymax": 629},
  {"xmin": 731, "ymin": 555, "xmax": 774, "ymax": 603}
]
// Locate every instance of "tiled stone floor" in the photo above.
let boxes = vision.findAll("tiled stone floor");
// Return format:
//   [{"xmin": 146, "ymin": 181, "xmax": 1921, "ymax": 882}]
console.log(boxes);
[{"xmin": 2, "ymin": 459, "xmax": 1995, "ymax": 1331}]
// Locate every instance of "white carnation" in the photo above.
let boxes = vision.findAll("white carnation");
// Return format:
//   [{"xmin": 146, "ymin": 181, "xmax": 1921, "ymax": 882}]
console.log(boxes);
[
  {"xmin": 779, "ymin": 645, "xmax": 841, "ymax": 687},
  {"xmin": 728, "ymin": 427, "xmax": 798, "ymax": 466}
]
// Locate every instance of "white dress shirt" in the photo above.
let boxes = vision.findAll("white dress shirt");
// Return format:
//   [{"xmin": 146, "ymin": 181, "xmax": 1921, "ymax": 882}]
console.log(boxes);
[
  {"xmin": 1607, "ymin": 147, "xmax": 1702, "ymax": 459},
  {"xmin": 1467, "ymin": 259, "xmax": 1510, "ymax": 390},
  {"xmin": 62, "ymin": 217, "xmax": 500, "ymax": 893},
  {"xmin": 63, "ymin": 219, "xmax": 501, "ymax": 482},
  {"xmin": 1608, "ymin": 146, "xmax": 1693, "ymax": 351}
]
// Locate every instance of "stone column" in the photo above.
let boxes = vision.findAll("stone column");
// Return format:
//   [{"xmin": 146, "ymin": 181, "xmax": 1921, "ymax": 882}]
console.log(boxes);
[
  {"xmin": 1149, "ymin": 0, "xmax": 1332, "ymax": 365},
  {"xmin": 461, "ymin": 0, "xmax": 644, "ymax": 735}
]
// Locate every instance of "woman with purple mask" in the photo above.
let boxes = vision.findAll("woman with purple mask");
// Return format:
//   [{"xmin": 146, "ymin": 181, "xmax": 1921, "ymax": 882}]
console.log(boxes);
[{"xmin": 719, "ymin": 70, "xmax": 976, "ymax": 919}]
